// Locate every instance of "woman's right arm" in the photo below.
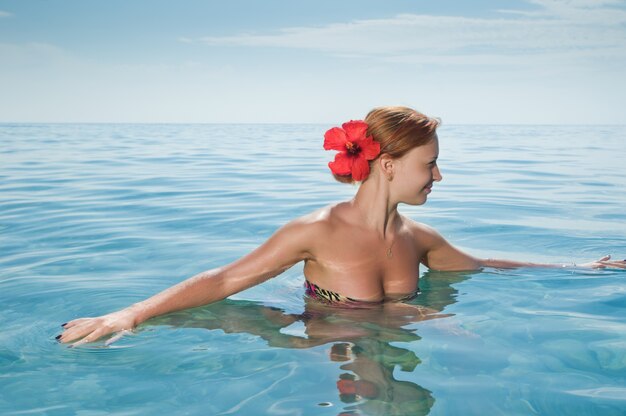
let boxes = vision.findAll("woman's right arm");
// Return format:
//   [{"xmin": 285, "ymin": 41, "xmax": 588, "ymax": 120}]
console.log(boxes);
[{"xmin": 58, "ymin": 216, "xmax": 315, "ymax": 347}]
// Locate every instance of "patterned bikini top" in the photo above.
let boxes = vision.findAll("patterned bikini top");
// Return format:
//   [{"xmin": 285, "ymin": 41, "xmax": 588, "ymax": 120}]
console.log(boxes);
[{"xmin": 304, "ymin": 279, "xmax": 420, "ymax": 304}]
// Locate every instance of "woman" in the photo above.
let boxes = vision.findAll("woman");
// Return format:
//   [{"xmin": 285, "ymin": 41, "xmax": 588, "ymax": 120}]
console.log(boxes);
[{"xmin": 57, "ymin": 106, "xmax": 626, "ymax": 347}]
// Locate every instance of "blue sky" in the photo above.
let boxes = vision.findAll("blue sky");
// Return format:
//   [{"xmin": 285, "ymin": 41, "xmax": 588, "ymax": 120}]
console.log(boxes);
[{"xmin": 1, "ymin": 0, "xmax": 625, "ymax": 123}]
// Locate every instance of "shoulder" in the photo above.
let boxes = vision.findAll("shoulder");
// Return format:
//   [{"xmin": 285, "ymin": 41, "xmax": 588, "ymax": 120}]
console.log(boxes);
[
  {"xmin": 273, "ymin": 202, "xmax": 344, "ymax": 246},
  {"xmin": 294, "ymin": 202, "xmax": 350, "ymax": 229},
  {"xmin": 402, "ymin": 216, "xmax": 483, "ymax": 271},
  {"xmin": 401, "ymin": 216, "xmax": 444, "ymax": 248}
]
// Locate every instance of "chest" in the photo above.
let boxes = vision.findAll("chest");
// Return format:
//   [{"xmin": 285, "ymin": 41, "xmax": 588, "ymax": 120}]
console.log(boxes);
[{"xmin": 304, "ymin": 229, "xmax": 426, "ymax": 299}]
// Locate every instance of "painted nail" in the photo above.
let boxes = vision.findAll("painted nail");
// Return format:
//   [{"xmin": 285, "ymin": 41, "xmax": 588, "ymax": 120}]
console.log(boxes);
[
  {"xmin": 55, "ymin": 335, "xmax": 61, "ymax": 340},
  {"xmin": 61, "ymin": 322, "xmax": 67, "ymax": 327}
]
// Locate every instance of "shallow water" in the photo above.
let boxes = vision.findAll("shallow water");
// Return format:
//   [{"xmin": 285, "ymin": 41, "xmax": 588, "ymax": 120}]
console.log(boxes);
[{"xmin": 1, "ymin": 123, "xmax": 625, "ymax": 415}]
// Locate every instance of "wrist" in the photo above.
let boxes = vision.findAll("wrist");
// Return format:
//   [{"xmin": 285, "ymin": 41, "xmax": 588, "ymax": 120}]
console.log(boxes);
[{"xmin": 125, "ymin": 302, "xmax": 149, "ymax": 326}]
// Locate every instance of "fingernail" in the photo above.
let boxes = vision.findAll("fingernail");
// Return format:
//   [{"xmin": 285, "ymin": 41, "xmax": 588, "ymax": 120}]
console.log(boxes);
[
  {"xmin": 61, "ymin": 322, "xmax": 67, "ymax": 327},
  {"xmin": 55, "ymin": 335, "xmax": 61, "ymax": 340}
]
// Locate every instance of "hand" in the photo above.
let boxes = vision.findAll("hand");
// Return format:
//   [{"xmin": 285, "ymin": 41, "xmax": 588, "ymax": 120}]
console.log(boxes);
[
  {"xmin": 577, "ymin": 254, "xmax": 626, "ymax": 270},
  {"xmin": 57, "ymin": 308, "xmax": 139, "ymax": 347}
]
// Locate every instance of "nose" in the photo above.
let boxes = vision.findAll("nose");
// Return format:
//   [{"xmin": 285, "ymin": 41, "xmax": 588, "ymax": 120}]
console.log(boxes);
[{"xmin": 433, "ymin": 165, "xmax": 443, "ymax": 182}]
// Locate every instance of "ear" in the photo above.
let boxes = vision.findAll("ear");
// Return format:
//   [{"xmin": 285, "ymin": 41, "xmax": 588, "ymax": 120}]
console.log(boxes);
[{"xmin": 377, "ymin": 153, "xmax": 395, "ymax": 179}]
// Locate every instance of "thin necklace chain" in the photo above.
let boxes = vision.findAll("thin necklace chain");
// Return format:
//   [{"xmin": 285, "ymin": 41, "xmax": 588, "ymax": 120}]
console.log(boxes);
[{"xmin": 386, "ymin": 238, "xmax": 396, "ymax": 258}]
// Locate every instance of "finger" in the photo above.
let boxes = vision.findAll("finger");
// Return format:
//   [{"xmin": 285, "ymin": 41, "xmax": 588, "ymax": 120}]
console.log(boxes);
[
  {"xmin": 70, "ymin": 337, "xmax": 92, "ymax": 348},
  {"xmin": 601, "ymin": 265, "xmax": 625, "ymax": 270},
  {"xmin": 599, "ymin": 255, "xmax": 611, "ymax": 261},
  {"xmin": 62, "ymin": 318, "xmax": 92, "ymax": 329},
  {"xmin": 104, "ymin": 329, "xmax": 132, "ymax": 346},
  {"xmin": 59, "ymin": 329, "xmax": 89, "ymax": 344},
  {"xmin": 70, "ymin": 328, "xmax": 107, "ymax": 348},
  {"xmin": 598, "ymin": 260, "xmax": 626, "ymax": 267},
  {"xmin": 59, "ymin": 321, "xmax": 99, "ymax": 343}
]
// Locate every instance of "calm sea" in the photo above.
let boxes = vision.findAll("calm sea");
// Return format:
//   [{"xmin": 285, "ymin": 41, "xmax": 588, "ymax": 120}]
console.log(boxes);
[{"xmin": 1, "ymin": 123, "xmax": 625, "ymax": 415}]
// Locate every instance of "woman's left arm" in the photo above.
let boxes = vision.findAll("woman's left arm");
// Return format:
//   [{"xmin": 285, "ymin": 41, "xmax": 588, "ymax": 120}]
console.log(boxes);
[
  {"xmin": 482, "ymin": 255, "xmax": 626, "ymax": 270},
  {"xmin": 414, "ymin": 222, "xmax": 626, "ymax": 271}
]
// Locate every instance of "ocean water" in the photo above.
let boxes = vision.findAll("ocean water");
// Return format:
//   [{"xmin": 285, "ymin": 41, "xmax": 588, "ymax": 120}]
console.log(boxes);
[{"xmin": 1, "ymin": 123, "xmax": 625, "ymax": 415}]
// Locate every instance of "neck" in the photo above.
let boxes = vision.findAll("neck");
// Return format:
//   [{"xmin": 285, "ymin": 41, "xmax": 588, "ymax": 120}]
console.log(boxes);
[{"xmin": 349, "ymin": 172, "xmax": 400, "ymax": 240}]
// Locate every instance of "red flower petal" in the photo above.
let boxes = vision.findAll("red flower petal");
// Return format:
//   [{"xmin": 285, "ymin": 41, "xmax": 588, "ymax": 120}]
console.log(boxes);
[
  {"xmin": 323, "ymin": 127, "xmax": 348, "ymax": 151},
  {"xmin": 351, "ymin": 156, "xmax": 370, "ymax": 181},
  {"xmin": 359, "ymin": 137, "xmax": 381, "ymax": 160},
  {"xmin": 328, "ymin": 152, "xmax": 352, "ymax": 175},
  {"xmin": 337, "ymin": 379, "xmax": 357, "ymax": 395},
  {"xmin": 324, "ymin": 120, "xmax": 380, "ymax": 181},
  {"xmin": 342, "ymin": 120, "xmax": 368, "ymax": 142}
]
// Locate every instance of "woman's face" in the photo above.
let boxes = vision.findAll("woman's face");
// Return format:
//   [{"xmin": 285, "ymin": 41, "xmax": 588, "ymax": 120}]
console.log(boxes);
[{"xmin": 393, "ymin": 135, "xmax": 442, "ymax": 205}]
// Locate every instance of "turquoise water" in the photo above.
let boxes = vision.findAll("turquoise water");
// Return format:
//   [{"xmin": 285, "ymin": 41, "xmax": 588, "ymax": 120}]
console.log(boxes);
[{"xmin": 1, "ymin": 123, "xmax": 625, "ymax": 415}]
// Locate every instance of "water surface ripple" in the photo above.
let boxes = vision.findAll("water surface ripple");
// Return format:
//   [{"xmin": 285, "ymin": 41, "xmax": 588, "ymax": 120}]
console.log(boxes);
[{"xmin": 1, "ymin": 123, "xmax": 625, "ymax": 415}]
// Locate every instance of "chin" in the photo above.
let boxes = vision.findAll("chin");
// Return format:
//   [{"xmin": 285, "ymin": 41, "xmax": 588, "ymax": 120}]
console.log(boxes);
[{"xmin": 404, "ymin": 196, "xmax": 428, "ymax": 206}]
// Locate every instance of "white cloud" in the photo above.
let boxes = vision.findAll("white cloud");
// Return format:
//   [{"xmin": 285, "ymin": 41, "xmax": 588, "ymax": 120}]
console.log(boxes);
[
  {"xmin": 495, "ymin": 9, "xmax": 548, "ymax": 17},
  {"xmin": 529, "ymin": 0, "xmax": 624, "ymax": 9},
  {"xmin": 188, "ymin": 0, "xmax": 626, "ymax": 66},
  {"xmin": 528, "ymin": 0, "xmax": 626, "ymax": 23}
]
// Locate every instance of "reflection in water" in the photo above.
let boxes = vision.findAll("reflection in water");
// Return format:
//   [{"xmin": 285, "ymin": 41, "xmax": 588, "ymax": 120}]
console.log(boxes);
[{"xmin": 148, "ymin": 270, "xmax": 473, "ymax": 415}]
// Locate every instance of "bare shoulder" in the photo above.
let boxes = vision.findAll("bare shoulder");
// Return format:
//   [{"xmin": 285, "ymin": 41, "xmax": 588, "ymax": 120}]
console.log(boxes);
[
  {"xmin": 401, "ymin": 216, "xmax": 442, "ymax": 248},
  {"xmin": 275, "ymin": 203, "xmax": 342, "ymax": 249},
  {"xmin": 296, "ymin": 202, "xmax": 351, "ymax": 227},
  {"xmin": 289, "ymin": 203, "xmax": 335, "ymax": 228},
  {"xmin": 401, "ymin": 216, "xmax": 482, "ymax": 271}
]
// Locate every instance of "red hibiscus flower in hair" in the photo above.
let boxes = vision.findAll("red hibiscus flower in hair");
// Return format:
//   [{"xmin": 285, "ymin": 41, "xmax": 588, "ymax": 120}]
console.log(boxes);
[{"xmin": 323, "ymin": 120, "xmax": 381, "ymax": 181}]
